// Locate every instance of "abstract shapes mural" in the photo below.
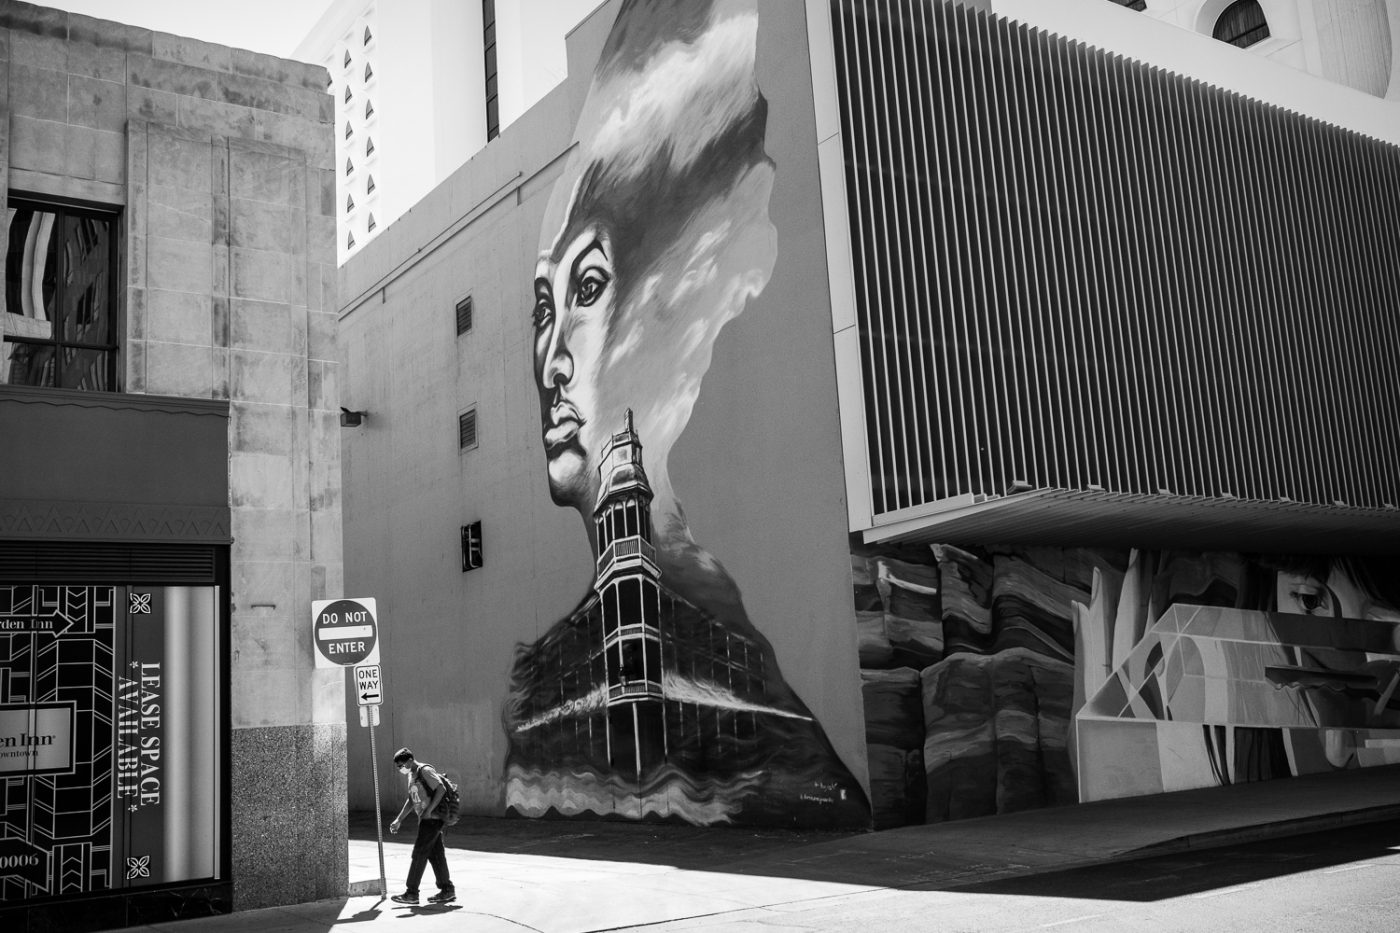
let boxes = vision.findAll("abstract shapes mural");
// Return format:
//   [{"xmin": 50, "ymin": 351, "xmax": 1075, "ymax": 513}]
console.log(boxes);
[
  {"xmin": 855, "ymin": 546, "xmax": 1400, "ymax": 829},
  {"xmin": 503, "ymin": 0, "xmax": 869, "ymax": 827},
  {"xmin": 1076, "ymin": 558, "xmax": 1400, "ymax": 802}
]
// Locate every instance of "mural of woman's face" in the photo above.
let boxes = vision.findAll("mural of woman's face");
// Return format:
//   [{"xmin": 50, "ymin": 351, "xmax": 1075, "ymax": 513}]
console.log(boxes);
[
  {"xmin": 527, "ymin": 0, "xmax": 776, "ymax": 526},
  {"xmin": 1276, "ymin": 565, "xmax": 1400, "ymax": 621},
  {"xmin": 533, "ymin": 225, "xmax": 618, "ymax": 508}
]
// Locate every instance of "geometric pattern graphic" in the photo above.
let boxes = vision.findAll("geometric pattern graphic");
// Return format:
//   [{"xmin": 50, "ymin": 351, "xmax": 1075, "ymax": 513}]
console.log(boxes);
[
  {"xmin": 0, "ymin": 585, "xmax": 117, "ymax": 902},
  {"xmin": 1077, "ymin": 604, "xmax": 1400, "ymax": 802},
  {"xmin": 0, "ymin": 500, "xmax": 230, "ymax": 543},
  {"xmin": 1, "ymin": 583, "xmax": 223, "ymax": 903}
]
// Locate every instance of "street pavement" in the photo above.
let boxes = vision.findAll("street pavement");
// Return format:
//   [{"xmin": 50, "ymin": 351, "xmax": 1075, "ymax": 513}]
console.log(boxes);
[{"xmin": 142, "ymin": 764, "xmax": 1400, "ymax": 933}]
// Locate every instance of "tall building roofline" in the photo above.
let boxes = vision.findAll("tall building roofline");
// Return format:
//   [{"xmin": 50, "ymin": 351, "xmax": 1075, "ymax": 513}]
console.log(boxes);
[
  {"xmin": 995, "ymin": 0, "xmax": 1400, "ymax": 145},
  {"xmin": 293, "ymin": 0, "xmax": 371, "ymax": 63},
  {"xmin": 0, "ymin": 0, "xmax": 328, "ymax": 91}
]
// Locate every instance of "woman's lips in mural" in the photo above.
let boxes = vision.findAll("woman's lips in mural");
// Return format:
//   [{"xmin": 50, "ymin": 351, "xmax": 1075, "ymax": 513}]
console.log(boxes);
[{"xmin": 544, "ymin": 404, "xmax": 585, "ymax": 452}]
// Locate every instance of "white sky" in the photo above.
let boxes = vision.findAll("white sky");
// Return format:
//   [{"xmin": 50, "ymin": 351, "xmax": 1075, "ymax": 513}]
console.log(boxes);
[{"xmin": 41, "ymin": 0, "xmax": 335, "ymax": 61}]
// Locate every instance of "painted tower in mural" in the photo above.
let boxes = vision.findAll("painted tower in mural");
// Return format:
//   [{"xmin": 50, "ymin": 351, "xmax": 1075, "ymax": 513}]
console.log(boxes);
[
  {"xmin": 592, "ymin": 410, "xmax": 666, "ymax": 777},
  {"xmin": 503, "ymin": 411, "xmax": 861, "ymax": 826},
  {"xmin": 589, "ymin": 412, "xmax": 772, "ymax": 781}
]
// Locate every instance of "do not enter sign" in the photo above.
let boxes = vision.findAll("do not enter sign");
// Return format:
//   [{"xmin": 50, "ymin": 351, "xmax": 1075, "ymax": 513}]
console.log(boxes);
[{"xmin": 311, "ymin": 597, "xmax": 379, "ymax": 668}]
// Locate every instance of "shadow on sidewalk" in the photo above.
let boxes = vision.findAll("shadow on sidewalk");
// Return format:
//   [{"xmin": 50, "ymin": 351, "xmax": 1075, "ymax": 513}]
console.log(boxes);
[
  {"xmin": 937, "ymin": 818, "xmax": 1400, "ymax": 902},
  {"xmin": 350, "ymin": 809, "xmax": 860, "ymax": 872},
  {"xmin": 350, "ymin": 806, "xmax": 1400, "ymax": 901}
]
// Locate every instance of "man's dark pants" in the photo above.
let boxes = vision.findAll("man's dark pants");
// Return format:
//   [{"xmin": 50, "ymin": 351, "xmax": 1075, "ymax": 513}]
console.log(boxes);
[{"xmin": 405, "ymin": 817, "xmax": 452, "ymax": 895}]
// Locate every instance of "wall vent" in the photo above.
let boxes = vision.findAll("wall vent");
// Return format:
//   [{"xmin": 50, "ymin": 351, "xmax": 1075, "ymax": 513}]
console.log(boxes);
[
  {"xmin": 459, "ymin": 408, "xmax": 478, "ymax": 449},
  {"xmin": 456, "ymin": 296, "xmax": 473, "ymax": 335},
  {"xmin": 831, "ymin": 0, "xmax": 1400, "ymax": 515},
  {"xmin": 0, "ymin": 542, "xmax": 221, "ymax": 584}
]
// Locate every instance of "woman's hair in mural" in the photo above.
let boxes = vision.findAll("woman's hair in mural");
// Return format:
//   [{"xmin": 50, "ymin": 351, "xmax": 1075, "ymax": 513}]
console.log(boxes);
[{"xmin": 539, "ymin": 0, "xmax": 776, "ymax": 471}]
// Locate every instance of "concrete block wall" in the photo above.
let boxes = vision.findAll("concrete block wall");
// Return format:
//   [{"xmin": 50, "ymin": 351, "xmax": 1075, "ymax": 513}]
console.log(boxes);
[{"xmin": 0, "ymin": 1, "xmax": 344, "ymax": 910}]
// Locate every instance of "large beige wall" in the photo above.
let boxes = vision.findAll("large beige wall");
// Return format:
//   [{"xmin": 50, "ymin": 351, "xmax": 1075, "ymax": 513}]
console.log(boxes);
[
  {"xmin": 339, "ymin": 0, "xmax": 869, "ymax": 819},
  {"xmin": 0, "ymin": 1, "xmax": 343, "ymax": 909}
]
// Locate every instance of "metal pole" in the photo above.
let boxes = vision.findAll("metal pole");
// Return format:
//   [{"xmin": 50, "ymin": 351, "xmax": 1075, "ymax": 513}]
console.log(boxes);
[{"xmin": 367, "ymin": 713, "xmax": 387, "ymax": 898}]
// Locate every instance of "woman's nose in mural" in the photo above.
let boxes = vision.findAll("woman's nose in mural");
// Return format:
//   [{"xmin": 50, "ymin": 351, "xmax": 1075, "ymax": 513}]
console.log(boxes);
[{"xmin": 541, "ymin": 315, "xmax": 574, "ymax": 391}]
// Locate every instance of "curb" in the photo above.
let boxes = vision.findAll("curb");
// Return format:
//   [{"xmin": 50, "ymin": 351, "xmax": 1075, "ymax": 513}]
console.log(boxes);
[
  {"xmin": 1131, "ymin": 804, "xmax": 1400, "ymax": 858},
  {"xmin": 347, "ymin": 879, "xmax": 384, "ymax": 897},
  {"xmin": 929, "ymin": 804, "xmax": 1400, "ymax": 894}
]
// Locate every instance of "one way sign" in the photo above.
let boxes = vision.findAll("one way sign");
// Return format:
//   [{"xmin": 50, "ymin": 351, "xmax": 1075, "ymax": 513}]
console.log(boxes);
[{"xmin": 354, "ymin": 663, "xmax": 383, "ymax": 707}]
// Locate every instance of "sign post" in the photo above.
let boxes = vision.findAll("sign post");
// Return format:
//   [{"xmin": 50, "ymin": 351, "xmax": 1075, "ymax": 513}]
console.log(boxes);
[{"xmin": 311, "ymin": 598, "xmax": 387, "ymax": 899}]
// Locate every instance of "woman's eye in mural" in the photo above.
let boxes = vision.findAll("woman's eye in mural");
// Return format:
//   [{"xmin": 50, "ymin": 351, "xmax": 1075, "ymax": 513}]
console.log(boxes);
[
  {"xmin": 575, "ymin": 267, "xmax": 610, "ymax": 307},
  {"xmin": 1288, "ymin": 583, "xmax": 1331, "ymax": 615},
  {"xmin": 532, "ymin": 280, "xmax": 554, "ymax": 331},
  {"xmin": 569, "ymin": 242, "xmax": 612, "ymax": 309}
]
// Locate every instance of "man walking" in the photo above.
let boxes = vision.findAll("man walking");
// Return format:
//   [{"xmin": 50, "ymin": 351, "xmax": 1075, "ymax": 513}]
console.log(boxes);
[{"xmin": 388, "ymin": 747, "xmax": 456, "ymax": 905}]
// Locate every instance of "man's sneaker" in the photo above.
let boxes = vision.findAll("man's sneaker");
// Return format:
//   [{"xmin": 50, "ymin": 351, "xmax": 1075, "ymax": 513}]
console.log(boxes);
[
  {"xmin": 391, "ymin": 892, "xmax": 419, "ymax": 905},
  {"xmin": 427, "ymin": 890, "xmax": 456, "ymax": 904}
]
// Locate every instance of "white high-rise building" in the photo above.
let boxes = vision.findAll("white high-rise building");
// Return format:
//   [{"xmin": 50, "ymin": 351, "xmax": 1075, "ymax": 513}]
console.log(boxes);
[
  {"xmin": 294, "ymin": 0, "xmax": 601, "ymax": 262},
  {"xmin": 1067, "ymin": 0, "xmax": 1399, "ymax": 99}
]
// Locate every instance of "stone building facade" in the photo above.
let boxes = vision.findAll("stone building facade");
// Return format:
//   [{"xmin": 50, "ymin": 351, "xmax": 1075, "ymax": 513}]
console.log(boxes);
[{"xmin": 0, "ymin": 2, "xmax": 343, "ymax": 929}]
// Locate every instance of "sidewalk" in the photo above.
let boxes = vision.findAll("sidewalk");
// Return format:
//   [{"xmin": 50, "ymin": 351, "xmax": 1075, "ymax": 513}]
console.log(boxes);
[{"xmin": 149, "ymin": 765, "xmax": 1400, "ymax": 933}]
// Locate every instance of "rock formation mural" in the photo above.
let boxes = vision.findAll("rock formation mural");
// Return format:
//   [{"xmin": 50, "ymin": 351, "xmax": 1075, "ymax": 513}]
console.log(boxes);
[
  {"xmin": 503, "ymin": 0, "xmax": 869, "ymax": 828},
  {"xmin": 856, "ymin": 546, "xmax": 1400, "ymax": 828}
]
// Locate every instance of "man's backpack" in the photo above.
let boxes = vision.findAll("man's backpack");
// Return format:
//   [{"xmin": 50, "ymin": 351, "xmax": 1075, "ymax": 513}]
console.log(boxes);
[{"xmin": 415, "ymin": 765, "xmax": 461, "ymax": 826}]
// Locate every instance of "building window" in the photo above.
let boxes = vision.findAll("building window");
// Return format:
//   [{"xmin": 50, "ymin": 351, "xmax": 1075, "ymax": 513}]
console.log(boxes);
[
  {"xmin": 346, "ymin": 157, "xmax": 354, "ymax": 176},
  {"xmin": 461, "ymin": 521, "xmax": 483, "ymax": 571},
  {"xmin": 1109, "ymin": 0, "xmax": 1146, "ymax": 9},
  {"xmin": 366, "ymin": 174, "xmax": 376, "ymax": 194},
  {"xmin": 1213, "ymin": 0, "xmax": 1269, "ymax": 48},
  {"xmin": 363, "ymin": 25, "xmax": 373, "ymax": 45},
  {"xmin": 364, "ymin": 98, "xmax": 374, "ymax": 119},
  {"xmin": 343, "ymin": 49, "xmax": 351, "ymax": 68},
  {"xmin": 344, "ymin": 85, "xmax": 352, "ymax": 103},
  {"xmin": 365, "ymin": 136, "xmax": 375, "ymax": 156},
  {"xmin": 364, "ymin": 62, "xmax": 374, "ymax": 82},
  {"xmin": 2, "ymin": 201, "xmax": 120, "ymax": 390},
  {"xmin": 347, "ymin": 230, "xmax": 356, "ymax": 249},
  {"xmin": 366, "ymin": 213, "xmax": 376, "ymax": 233},
  {"xmin": 346, "ymin": 193, "xmax": 355, "ymax": 214},
  {"xmin": 459, "ymin": 408, "xmax": 478, "ymax": 449},
  {"xmin": 456, "ymin": 295, "xmax": 473, "ymax": 335},
  {"xmin": 483, "ymin": 0, "xmax": 499, "ymax": 140},
  {"xmin": 345, "ymin": 121, "xmax": 353, "ymax": 139}
]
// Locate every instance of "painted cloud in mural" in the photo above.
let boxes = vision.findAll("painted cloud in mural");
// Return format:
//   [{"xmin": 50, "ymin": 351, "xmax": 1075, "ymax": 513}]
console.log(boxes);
[{"xmin": 504, "ymin": 0, "xmax": 869, "ymax": 828}]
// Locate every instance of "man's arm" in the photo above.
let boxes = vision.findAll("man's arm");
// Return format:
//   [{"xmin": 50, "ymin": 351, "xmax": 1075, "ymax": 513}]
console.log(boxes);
[
  {"xmin": 420, "ymin": 766, "xmax": 447, "ymax": 819},
  {"xmin": 388, "ymin": 794, "xmax": 413, "ymax": 833}
]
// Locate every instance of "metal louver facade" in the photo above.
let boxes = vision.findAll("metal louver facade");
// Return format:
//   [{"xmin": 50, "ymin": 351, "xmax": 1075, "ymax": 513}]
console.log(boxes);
[{"xmin": 829, "ymin": 0, "xmax": 1400, "ymax": 524}]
